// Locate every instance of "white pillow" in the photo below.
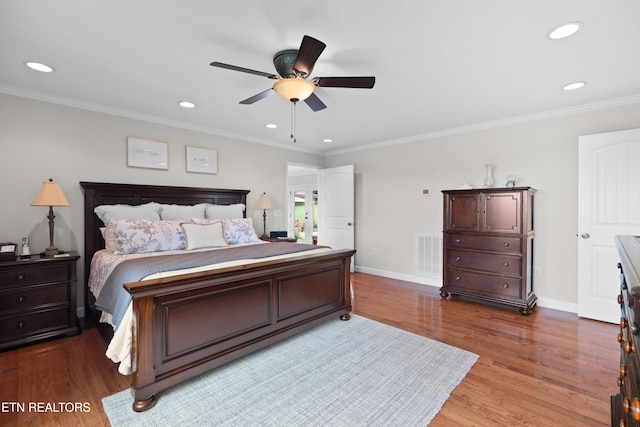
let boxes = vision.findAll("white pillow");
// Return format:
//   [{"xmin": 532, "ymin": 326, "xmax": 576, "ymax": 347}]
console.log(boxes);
[
  {"xmin": 159, "ymin": 203, "xmax": 208, "ymax": 221},
  {"xmin": 205, "ymin": 203, "xmax": 245, "ymax": 219},
  {"xmin": 95, "ymin": 202, "xmax": 161, "ymax": 225},
  {"xmin": 181, "ymin": 221, "xmax": 228, "ymax": 250},
  {"xmin": 222, "ymin": 218, "xmax": 260, "ymax": 244}
]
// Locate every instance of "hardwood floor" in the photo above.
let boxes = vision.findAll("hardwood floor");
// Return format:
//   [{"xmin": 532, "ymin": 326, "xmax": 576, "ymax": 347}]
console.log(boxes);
[{"xmin": 0, "ymin": 272, "xmax": 617, "ymax": 426}]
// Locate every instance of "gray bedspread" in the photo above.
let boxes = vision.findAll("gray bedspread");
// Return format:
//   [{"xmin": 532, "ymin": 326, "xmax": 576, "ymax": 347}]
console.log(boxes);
[{"xmin": 95, "ymin": 243, "xmax": 328, "ymax": 331}]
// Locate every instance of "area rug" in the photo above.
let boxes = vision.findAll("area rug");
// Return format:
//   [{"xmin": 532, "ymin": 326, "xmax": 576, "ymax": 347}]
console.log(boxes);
[{"xmin": 103, "ymin": 315, "xmax": 478, "ymax": 426}]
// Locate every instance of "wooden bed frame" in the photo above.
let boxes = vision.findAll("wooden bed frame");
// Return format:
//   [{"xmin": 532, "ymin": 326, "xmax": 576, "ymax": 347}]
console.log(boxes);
[{"xmin": 80, "ymin": 182, "xmax": 355, "ymax": 412}]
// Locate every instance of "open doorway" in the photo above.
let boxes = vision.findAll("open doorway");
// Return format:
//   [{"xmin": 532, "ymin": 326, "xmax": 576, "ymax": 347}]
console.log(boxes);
[{"xmin": 286, "ymin": 162, "xmax": 320, "ymax": 244}]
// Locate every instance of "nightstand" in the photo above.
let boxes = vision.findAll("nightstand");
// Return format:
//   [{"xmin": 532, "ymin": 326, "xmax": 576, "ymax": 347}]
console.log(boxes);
[
  {"xmin": 0, "ymin": 252, "xmax": 81, "ymax": 350},
  {"xmin": 260, "ymin": 237, "xmax": 298, "ymax": 243}
]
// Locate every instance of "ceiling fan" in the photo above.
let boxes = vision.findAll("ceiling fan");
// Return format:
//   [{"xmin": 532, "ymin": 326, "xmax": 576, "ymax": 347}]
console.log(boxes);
[{"xmin": 210, "ymin": 35, "xmax": 375, "ymax": 112}]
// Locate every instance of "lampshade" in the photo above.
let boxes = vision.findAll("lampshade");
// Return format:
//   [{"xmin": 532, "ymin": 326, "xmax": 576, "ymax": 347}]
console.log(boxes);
[
  {"xmin": 31, "ymin": 179, "xmax": 69, "ymax": 207},
  {"xmin": 273, "ymin": 78, "xmax": 316, "ymax": 102},
  {"xmin": 255, "ymin": 193, "xmax": 273, "ymax": 210}
]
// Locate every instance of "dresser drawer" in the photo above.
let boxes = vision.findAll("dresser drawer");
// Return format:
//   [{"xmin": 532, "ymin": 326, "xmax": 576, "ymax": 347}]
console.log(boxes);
[
  {"xmin": 0, "ymin": 283, "xmax": 69, "ymax": 313},
  {"xmin": 0, "ymin": 307, "xmax": 71, "ymax": 342},
  {"xmin": 446, "ymin": 268, "xmax": 521, "ymax": 299},
  {"xmin": 446, "ymin": 249, "xmax": 522, "ymax": 275},
  {"xmin": 446, "ymin": 233, "xmax": 521, "ymax": 254},
  {"xmin": 0, "ymin": 264, "xmax": 70, "ymax": 288}
]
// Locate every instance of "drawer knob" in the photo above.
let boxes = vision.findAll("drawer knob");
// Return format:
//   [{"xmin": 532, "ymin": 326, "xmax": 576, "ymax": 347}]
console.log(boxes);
[
  {"xmin": 503, "ymin": 262, "xmax": 510, "ymax": 267},
  {"xmin": 624, "ymin": 339, "xmax": 634, "ymax": 354},
  {"xmin": 621, "ymin": 364, "xmax": 628, "ymax": 378},
  {"xmin": 621, "ymin": 317, "xmax": 629, "ymax": 329},
  {"xmin": 16, "ymin": 274, "xmax": 25, "ymax": 281},
  {"xmin": 618, "ymin": 333, "xmax": 624, "ymax": 343},
  {"xmin": 455, "ymin": 256, "xmax": 461, "ymax": 261},
  {"xmin": 455, "ymin": 276, "xmax": 461, "ymax": 281},
  {"xmin": 16, "ymin": 321, "xmax": 25, "ymax": 329},
  {"xmin": 634, "ymin": 398, "xmax": 640, "ymax": 421},
  {"xmin": 503, "ymin": 242, "xmax": 510, "ymax": 247},
  {"xmin": 455, "ymin": 238, "xmax": 462, "ymax": 243},
  {"xmin": 503, "ymin": 283, "xmax": 509, "ymax": 289},
  {"xmin": 624, "ymin": 397, "xmax": 631, "ymax": 413},
  {"xmin": 618, "ymin": 294, "xmax": 624, "ymax": 305},
  {"xmin": 16, "ymin": 296, "xmax": 25, "ymax": 303},
  {"xmin": 619, "ymin": 377, "xmax": 625, "ymax": 388}
]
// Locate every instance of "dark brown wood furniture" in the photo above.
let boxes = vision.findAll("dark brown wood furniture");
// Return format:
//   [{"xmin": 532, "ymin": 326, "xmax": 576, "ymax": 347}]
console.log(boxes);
[
  {"xmin": 80, "ymin": 182, "xmax": 355, "ymax": 412},
  {"xmin": 612, "ymin": 235, "xmax": 640, "ymax": 426},
  {"xmin": 0, "ymin": 252, "xmax": 80, "ymax": 350},
  {"xmin": 441, "ymin": 187, "xmax": 536, "ymax": 315}
]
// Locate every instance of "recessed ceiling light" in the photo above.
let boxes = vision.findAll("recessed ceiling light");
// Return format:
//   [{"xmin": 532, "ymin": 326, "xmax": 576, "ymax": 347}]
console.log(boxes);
[
  {"xmin": 265, "ymin": 123, "xmax": 278, "ymax": 129},
  {"xmin": 323, "ymin": 138, "xmax": 333, "ymax": 143},
  {"xmin": 24, "ymin": 61, "xmax": 55, "ymax": 73},
  {"xmin": 547, "ymin": 22, "xmax": 583, "ymax": 40},
  {"xmin": 178, "ymin": 101, "xmax": 196, "ymax": 108},
  {"xmin": 562, "ymin": 81, "xmax": 586, "ymax": 91}
]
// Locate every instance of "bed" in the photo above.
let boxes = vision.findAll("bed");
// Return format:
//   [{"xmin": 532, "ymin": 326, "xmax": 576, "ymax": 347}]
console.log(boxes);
[{"xmin": 80, "ymin": 182, "xmax": 355, "ymax": 412}]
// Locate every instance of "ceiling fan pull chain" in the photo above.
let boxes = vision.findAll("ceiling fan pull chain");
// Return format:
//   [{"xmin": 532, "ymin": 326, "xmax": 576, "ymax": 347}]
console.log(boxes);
[{"xmin": 290, "ymin": 101, "xmax": 297, "ymax": 143}]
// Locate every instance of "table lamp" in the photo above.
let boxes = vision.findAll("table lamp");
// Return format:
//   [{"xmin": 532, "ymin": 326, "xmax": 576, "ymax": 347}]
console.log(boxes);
[
  {"xmin": 31, "ymin": 178, "xmax": 69, "ymax": 256},
  {"xmin": 255, "ymin": 192, "xmax": 273, "ymax": 239}
]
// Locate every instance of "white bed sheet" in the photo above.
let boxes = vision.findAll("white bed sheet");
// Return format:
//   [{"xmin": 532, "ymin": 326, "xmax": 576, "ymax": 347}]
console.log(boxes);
[{"xmin": 96, "ymin": 246, "xmax": 332, "ymax": 375}]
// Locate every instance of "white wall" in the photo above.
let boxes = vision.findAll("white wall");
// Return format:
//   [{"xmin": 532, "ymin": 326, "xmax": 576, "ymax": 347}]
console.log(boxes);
[
  {"xmin": 326, "ymin": 102, "xmax": 640, "ymax": 312},
  {"xmin": 0, "ymin": 93, "xmax": 324, "ymax": 314}
]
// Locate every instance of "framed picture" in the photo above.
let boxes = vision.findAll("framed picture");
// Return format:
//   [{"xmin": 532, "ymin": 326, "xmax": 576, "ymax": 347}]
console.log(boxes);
[
  {"xmin": 186, "ymin": 146, "xmax": 218, "ymax": 174},
  {"xmin": 127, "ymin": 137, "xmax": 169, "ymax": 170}
]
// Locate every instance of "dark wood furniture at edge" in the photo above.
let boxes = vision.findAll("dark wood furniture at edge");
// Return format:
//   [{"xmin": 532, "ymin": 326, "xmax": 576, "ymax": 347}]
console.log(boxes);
[
  {"xmin": 441, "ymin": 187, "xmax": 537, "ymax": 315},
  {"xmin": 613, "ymin": 235, "xmax": 640, "ymax": 426},
  {"xmin": 80, "ymin": 182, "xmax": 355, "ymax": 412},
  {"xmin": 0, "ymin": 253, "xmax": 81, "ymax": 350}
]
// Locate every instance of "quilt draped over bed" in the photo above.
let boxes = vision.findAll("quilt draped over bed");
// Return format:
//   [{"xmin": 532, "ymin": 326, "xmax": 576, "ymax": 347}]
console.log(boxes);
[{"xmin": 95, "ymin": 242, "xmax": 327, "ymax": 331}]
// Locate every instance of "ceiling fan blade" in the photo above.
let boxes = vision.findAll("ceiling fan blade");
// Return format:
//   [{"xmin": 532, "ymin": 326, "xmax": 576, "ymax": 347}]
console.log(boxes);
[
  {"xmin": 314, "ymin": 76, "xmax": 375, "ymax": 89},
  {"xmin": 210, "ymin": 62, "xmax": 279, "ymax": 79},
  {"xmin": 304, "ymin": 93, "xmax": 327, "ymax": 112},
  {"xmin": 239, "ymin": 88, "xmax": 275, "ymax": 104},
  {"xmin": 293, "ymin": 35, "xmax": 326, "ymax": 77}
]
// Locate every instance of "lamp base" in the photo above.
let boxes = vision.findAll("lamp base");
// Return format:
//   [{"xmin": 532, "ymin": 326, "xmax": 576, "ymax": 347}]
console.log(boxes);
[{"xmin": 44, "ymin": 246, "xmax": 60, "ymax": 257}]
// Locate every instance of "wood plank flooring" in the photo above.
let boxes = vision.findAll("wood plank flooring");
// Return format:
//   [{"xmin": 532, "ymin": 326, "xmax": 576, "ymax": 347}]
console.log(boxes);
[{"xmin": 0, "ymin": 272, "xmax": 618, "ymax": 426}]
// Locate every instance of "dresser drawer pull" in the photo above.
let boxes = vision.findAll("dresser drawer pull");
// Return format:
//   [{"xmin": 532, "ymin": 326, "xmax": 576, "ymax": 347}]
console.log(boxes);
[
  {"xmin": 619, "ymin": 376, "xmax": 624, "ymax": 388},
  {"xmin": 503, "ymin": 262, "xmax": 510, "ymax": 267},
  {"xmin": 16, "ymin": 274, "xmax": 26, "ymax": 281},
  {"xmin": 455, "ymin": 257, "xmax": 461, "ymax": 261},
  {"xmin": 624, "ymin": 339, "xmax": 634, "ymax": 354},
  {"xmin": 455, "ymin": 238, "xmax": 462, "ymax": 243},
  {"xmin": 455, "ymin": 276, "xmax": 461, "ymax": 281},
  {"xmin": 503, "ymin": 283, "xmax": 509, "ymax": 289},
  {"xmin": 633, "ymin": 398, "xmax": 640, "ymax": 421},
  {"xmin": 621, "ymin": 317, "xmax": 629, "ymax": 329},
  {"xmin": 503, "ymin": 242, "xmax": 510, "ymax": 247},
  {"xmin": 16, "ymin": 296, "xmax": 25, "ymax": 303},
  {"xmin": 618, "ymin": 333, "xmax": 624, "ymax": 343},
  {"xmin": 624, "ymin": 397, "xmax": 631, "ymax": 413},
  {"xmin": 618, "ymin": 294, "xmax": 624, "ymax": 305},
  {"xmin": 621, "ymin": 364, "xmax": 628, "ymax": 378},
  {"xmin": 16, "ymin": 321, "xmax": 25, "ymax": 329}
]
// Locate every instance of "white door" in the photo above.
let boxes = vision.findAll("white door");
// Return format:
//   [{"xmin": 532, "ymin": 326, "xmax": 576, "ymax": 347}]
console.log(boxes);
[
  {"xmin": 578, "ymin": 128, "xmax": 640, "ymax": 323},
  {"xmin": 318, "ymin": 165, "xmax": 355, "ymax": 254}
]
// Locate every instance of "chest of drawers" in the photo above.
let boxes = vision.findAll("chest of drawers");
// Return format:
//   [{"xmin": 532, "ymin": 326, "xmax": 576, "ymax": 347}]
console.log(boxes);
[
  {"xmin": 441, "ymin": 187, "xmax": 537, "ymax": 315},
  {"xmin": 613, "ymin": 235, "xmax": 640, "ymax": 426},
  {"xmin": 0, "ymin": 253, "xmax": 80, "ymax": 350}
]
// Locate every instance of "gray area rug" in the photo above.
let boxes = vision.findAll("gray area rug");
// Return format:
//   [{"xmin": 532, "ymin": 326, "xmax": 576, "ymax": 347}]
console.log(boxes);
[{"xmin": 103, "ymin": 315, "xmax": 478, "ymax": 426}]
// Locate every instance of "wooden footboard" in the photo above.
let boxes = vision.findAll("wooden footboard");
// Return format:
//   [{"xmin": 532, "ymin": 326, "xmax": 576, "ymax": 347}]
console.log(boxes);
[{"xmin": 125, "ymin": 248, "xmax": 355, "ymax": 412}]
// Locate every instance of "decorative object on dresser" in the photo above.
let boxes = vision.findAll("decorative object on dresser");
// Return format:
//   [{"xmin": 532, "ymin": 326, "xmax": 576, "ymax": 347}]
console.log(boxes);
[
  {"xmin": 483, "ymin": 163, "xmax": 494, "ymax": 188},
  {"xmin": 612, "ymin": 235, "xmax": 640, "ymax": 427},
  {"xmin": 255, "ymin": 192, "xmax": 273, "ymax": 239},
  {"xmin": 0, "ymin": 252, "xmax": 81, "ymax": 350},
  {"xmin": 441, "ymin": 187, "xmax": 537, "ymax": 315},
  {"xmin": 31, "ymin": 178, "xmax": 70, "ymax": 256}
]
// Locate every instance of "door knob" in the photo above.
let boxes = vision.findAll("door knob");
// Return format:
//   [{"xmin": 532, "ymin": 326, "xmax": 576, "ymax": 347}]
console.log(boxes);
[
  {"xmin": 347, "ymin": 222, "xmax": 352, "ymax": 226},
  {"xmin": 581, "ymin": 233, "xmax": 590, "ymax": 239}
]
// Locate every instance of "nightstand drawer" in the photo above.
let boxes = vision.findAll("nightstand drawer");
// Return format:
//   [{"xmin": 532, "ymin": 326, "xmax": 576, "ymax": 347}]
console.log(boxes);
[
  {"xmin": 0, "ymin": 307, "xmax": 71, "ymax": 342},
  {"xmin": 0, "ymin": 265, "xmax": 70, "ymax": 287},
  {"xmin": 0, "ymin": 283, "xmax": 68, "ymax": 313}
]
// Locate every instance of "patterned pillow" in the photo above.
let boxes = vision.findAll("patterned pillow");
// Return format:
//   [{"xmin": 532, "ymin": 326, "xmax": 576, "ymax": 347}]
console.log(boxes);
[
  {"xmin": 222, "ymin": 218, "xmax": 260, "ymax": 244},
  {"xmin": 109, "ymin": 220, "xmax": 185, "ymax": 254}
]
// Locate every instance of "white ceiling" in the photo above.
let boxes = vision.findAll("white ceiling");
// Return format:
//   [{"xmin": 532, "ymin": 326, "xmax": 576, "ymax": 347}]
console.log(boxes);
[{"xmin": 2, "ymin": 1, "xmax": 639, "ymax": 155}]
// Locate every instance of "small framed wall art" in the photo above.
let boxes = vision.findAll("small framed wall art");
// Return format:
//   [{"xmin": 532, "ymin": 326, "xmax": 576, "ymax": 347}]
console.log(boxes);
[
  {"xmin": 186, "ymin": 146, "xmax": 218, "ymax": 174},
  {"xmin": 127, "ymin": 137, "xmax": 169, "ymax": 170}
]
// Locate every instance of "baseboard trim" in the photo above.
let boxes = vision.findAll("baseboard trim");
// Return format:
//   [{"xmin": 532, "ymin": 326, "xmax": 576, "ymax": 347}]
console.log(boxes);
[{"xmin": 354, "ymin": 265, "xmax": 578, "ymax": 314}]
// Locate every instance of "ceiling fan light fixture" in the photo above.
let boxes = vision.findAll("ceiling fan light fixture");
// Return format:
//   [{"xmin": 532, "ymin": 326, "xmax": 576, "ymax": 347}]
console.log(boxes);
[
  {"xmin": 547, "ymin": 22, "xmax": 583, "ymax": 40},
  {"xmin": 273, "ymin": 78, "xmax": 316, "ymax": 102}
]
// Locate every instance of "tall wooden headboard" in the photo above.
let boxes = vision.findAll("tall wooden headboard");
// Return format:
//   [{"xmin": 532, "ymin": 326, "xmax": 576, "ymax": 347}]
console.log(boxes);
[{"xmin": 79, "ymin": 181, "xmax": 249, "ymax": 309}]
